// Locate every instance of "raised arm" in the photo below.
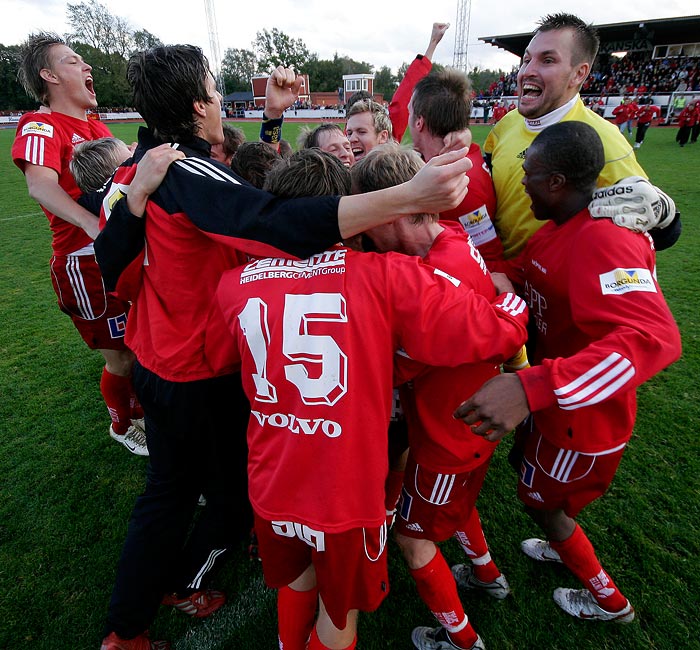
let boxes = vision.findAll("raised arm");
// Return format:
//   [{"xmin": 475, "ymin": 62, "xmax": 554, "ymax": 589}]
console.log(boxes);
[{"xmin": 337, "ymin": 147, "xmax": 472, "ymax": 238}]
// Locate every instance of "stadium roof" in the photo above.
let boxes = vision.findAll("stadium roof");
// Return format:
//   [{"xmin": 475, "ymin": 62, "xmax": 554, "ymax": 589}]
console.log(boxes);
[{"xmin": 480, "ymin": 15, "xmax": 700, "ymax": 58}]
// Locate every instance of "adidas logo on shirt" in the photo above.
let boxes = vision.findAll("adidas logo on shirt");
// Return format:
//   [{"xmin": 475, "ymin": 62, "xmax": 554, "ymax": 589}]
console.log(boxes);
[
  {"xmin": 72, "ymin": 133, "xmax": 85, "ymax": 145},
  {"xmin": 405, "ymin": 522, "xmax": 424, "ymax": 532},
  {"xmin": 527, "ymin": 491, "xmax": 545, "ymax": 503},
  {"xmin": 516, "ymin": 148, "xmax": 528, "ymax": 159}
]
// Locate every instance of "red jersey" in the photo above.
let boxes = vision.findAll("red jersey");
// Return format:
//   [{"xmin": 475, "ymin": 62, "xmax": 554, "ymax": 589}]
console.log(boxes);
[
  {"xmin": 492, "ymin": 106, "xmax": 507, "ymax": 123},
  {"xmin": 388, "ymin": 57, "xmax": 504, "ymax": 264},
  {"xmin": 96, "ymin": 127, "xmax": 342, "ymax": 383},
  {"xmin": 389, "ymin": 55, "xmax": 432, "ymax": 143},
  {"xmin": 205, "ymin": 248, "xmax": 528, "ymax": 532},
  {"xmin": 677, "ymin": 105, "xmax": 697, "ymax": 127},
  {"xmin": 612, "ymin": 103, "xmax": 633, "ymax": 125},
  {"xmin": 511, "ymin": 209, "xmax": 681, "ymax": 453},
  {"xmin": 12, "ymin": 110, "xmax": 112, "ymax": 255},
  {"xmin": 636, "ymin": 104, "xmax": 661, "ymax": 125},
  {"xmin": 440, "ymin": 143, "xmax": 504, "ymax": 265},
  {"xmin": 395, "ymin": 224, "xmax": 501, "ymax": 472}
]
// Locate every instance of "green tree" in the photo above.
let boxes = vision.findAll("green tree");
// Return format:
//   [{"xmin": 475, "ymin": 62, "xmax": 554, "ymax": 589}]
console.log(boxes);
[
  {"xmin": 373, "ymin": 65, "xmax": 396, "ymax": 101},
  {"xmin": 468, "ymin": 66, "xmax": 504, "ymax": 95},
  {"xmin": 221, "ymin": 48, "xmax": 257, "ymax": 93},
  {"xmin": 254, "ymin": 28, "xmax": 310, "ymax": 72},
  {"xmin": 303, "ymin": 53, "xmax": 373, "ymax": 92},
  {"xmin": 66, "ymin": 0, "xmax": 133, "ymax": 57},
  {"xmin": 71, "ymin": 42, "xmax": 130, "ymax": 106},
  {"xmin": 0, "ymin": 44, "xmax": 34, "ymax": 110},
  {"xmin": 132, "ymin": 29, "xmax": 162, "ymax": 54}
]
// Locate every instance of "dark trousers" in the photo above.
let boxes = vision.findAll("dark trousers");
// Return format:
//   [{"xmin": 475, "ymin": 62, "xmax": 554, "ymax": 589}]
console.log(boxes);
[
  {"xmin": 635, "ymin": 122, "xmax": 651, "ymax": 144},
  {"xmin": 691, "ymin": 123, "xmax": 700, "ymax": 143},
  {"xmin": 677, "ymin": 126, "xmax": 691, "ymax": 146},
  {"xmin": 105, "ymin": 363, "xmax": 252, "ymax": 638}
]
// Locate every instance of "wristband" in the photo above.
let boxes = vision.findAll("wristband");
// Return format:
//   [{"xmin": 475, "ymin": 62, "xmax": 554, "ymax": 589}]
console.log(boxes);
[{"xmin": 260, "ymin": 113, "xmax": 284, "ymax": 145}]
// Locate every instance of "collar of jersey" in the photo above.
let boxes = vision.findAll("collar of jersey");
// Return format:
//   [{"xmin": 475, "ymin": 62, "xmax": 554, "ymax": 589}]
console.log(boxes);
[{"xmin": 524, "ymin": 95, "xmax": 579, "ymax": 132}]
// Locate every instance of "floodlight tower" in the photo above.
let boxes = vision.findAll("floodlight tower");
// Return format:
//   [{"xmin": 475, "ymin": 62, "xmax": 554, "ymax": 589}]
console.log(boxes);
[
  {"xmin": 453, "ymin": 0, "xmax": 472, "ymax": 74},
  {"xmin": 204, "ymin": 0, "xmax": 225, "ymax": 95}
]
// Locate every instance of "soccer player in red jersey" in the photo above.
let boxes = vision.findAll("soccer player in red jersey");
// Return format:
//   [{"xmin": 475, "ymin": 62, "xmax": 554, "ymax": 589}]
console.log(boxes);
[
  {"xmin": 456, "ymin": 121, "xmax": 681, "ymax": 624},
  {"xmin": 633, "ymin": 101, "xmax": 661, "ymax": 149},
  {"xmin": 406, "ymin": 68, "xmax": 504, "ymax": 266},
  {"xmin": 352, "ymin": 143, "xmax": 508, "ymax": 650},
  {"xmin": 12, "ymin": 33, "xmax": 147, "ymax": 455},
  {"xmin": 345, "ymin": 98, "xmax": 392, "ymax": 162},
  {"xmin": 95, "ymin": 45, "xmax": 474, "ymax": 650},
  {"xmin": 204, "ymin": 148, "xmax": 529, "ymax": 650},
  {"xmin": 676, "ymin": 101, "xmax": 698, "ymax": 147}
]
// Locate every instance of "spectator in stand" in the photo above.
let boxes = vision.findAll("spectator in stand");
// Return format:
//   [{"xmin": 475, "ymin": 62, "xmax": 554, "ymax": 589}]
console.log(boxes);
[
  {"xmin": 675, "ymin": 101, "xmax": 697, "ymax": 147},
  {"xmin": 345, "ymin": 98, "xmax": 392, "ymax": 162},
  {"xmin": 210, "ymin": 123, "xmax": 245, "ymax": 167},
  {"xmin": 634, "ymin": 101, "xmax": 661, "ymax": 149},
  {"xmin": 230, "ymin": 141, "xmax": 281, "ymax": 188},
  {"xmin": 492, "ymin": 101, "xmax": 507, "ymax": 123}
]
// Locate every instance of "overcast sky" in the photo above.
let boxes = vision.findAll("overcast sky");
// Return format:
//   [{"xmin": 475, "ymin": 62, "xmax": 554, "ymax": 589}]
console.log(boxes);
[{"xmin": 2, "ymin": 0, "xmax": 698, "ymax": 75}]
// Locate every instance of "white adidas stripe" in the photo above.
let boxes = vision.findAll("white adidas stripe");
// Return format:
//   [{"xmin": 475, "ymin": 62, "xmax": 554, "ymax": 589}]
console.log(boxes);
[{"xmin": 555, "ymin": 352, "xmax": 635, "ymax": 410}]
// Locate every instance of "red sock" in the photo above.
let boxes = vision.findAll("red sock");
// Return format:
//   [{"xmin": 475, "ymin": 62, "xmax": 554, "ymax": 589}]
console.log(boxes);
[
  {"xmin": 307, "ymin": 626, "xmax": 356, "ymax": 650},
  {"xmin": 410, "ymin": 550, "xmax": 479, "ymax": 649},
  {"xmin": 100, "ymin": 367, "xmax": 132, "ymax": 435},
  {"xmin": 454, "ymin": 508, "xmax": 501, "ymax": 583},
  {"xmin": 384, "ymin": 469, "xmax": 404, "ymax": 515},
  {"xmin": 550, "ymin": 523, "xmax": 628, "ymax": 612},
  {"xmin": 277, "ymin": 585, "xmax": 318, "ymax": 650}
]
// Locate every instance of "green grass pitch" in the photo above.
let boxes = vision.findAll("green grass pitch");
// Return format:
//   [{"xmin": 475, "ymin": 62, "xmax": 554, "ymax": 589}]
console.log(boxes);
[{"xmin": 0, "ymin": 121, "xmax": 698, "ymax": 649}]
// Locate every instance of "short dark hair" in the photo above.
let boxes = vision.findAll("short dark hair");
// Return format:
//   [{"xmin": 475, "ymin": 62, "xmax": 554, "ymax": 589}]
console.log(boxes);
[
  {"xmin": 264, "ymin": 149, "xmax": 351, "ymax": 198},
  {"xmin": 127, "ymin": 45, "xmax": 213, "ymax": 142},
  {"xmin": 297, "ymin": 123, "xmax": 345, "ymax": 150},
  {"xmin": 536, "ymin": 13, "xmax": 600, "ymax": 65},
  {"xmin": 278, "ymin": 139, "xmax": 293, "ymax": 158},
  {"xmin": 231, "ymin": 142, "xmax": 281, "ymax": 189},
  {"xmin": 411, "ymin": 68, "xmax": 472, "ymax": 137},
  {"xmin": 221, "ymin": 123, "xmax": 245, "ymax": 157},
  {"xmin": 346, "ymin": 90, "xmax": 373, "ymax": 110},
  {"xmin": 351, "ymin": 142, "xmax": 433, "ymax": 223},
  {"xmin": 530, "ymin": 121, "xmax": 604, "ymax": 193},
  {"xmin": 18, "ymin": 32, "xmax": 65, "ymax": 105}
]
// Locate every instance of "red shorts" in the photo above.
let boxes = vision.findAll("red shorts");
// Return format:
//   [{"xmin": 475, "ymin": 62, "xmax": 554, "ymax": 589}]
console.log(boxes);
[
  {"xmin": 516, "ymin": 427, "xmax": 625, "ymax": 517},
  {"xmin": 50, "ymin": 254, "xmax": 130, "ymax": 350},
  {"xmin": 254, "ymin": 513, "xmax": 389, "ymax": 630},
  {"xmin": 394, "ymin": 451, "xmax": 491, "ymax": 542}
]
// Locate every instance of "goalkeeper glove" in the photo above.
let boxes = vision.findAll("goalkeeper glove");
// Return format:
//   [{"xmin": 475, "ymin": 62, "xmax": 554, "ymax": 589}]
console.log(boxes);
[{"xmin": 589, "ymin": 176, "xmax": 676, "ymax": 232}]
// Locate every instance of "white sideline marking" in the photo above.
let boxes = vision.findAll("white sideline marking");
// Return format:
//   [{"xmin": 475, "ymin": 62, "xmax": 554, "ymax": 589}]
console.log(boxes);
[{"xmin": 1, "ymin": 212, "xmax": 43, "ymax": 222}]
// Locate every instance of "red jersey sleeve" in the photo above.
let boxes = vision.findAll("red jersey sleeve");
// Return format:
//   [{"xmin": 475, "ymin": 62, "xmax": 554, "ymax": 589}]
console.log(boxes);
[
  {"xmin": 389, "ymin": 55, "xmax": 432, "ymax": 143},
  {"xmin": 519, "ymin": 219, "xmax": 681, "ymax": 415}
]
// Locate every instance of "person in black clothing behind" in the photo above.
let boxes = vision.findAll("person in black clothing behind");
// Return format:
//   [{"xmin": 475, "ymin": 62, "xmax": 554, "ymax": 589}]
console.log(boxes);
[{"xmin": 96, "ymin": 44, "xmax": 473, "ymax": 650}]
